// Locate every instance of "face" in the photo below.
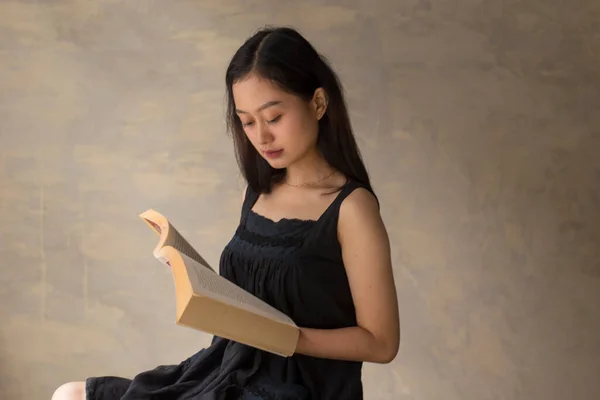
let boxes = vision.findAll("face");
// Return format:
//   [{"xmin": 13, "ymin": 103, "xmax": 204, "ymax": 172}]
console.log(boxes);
[{"xmin": 232, "ymin": 74, "xmax": 327, "ymax": 169}]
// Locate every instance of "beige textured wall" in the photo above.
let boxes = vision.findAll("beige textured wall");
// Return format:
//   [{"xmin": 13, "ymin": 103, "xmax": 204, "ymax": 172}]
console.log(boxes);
[{"xmin": 1, "ymin": 1, "xmax": 599, "ymax": 399}]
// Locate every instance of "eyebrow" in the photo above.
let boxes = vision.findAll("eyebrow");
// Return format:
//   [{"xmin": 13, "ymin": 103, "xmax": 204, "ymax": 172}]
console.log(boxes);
[{"xmin": 235, "ymin": 100, "xmax": 282, "ymax": 114}]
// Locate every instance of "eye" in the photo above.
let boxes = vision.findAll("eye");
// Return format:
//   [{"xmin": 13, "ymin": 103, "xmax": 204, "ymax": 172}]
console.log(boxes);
[
  {"xmin": 267, "ymin": 115, "xmax": 282, "ymax": 124},
  {"xmin": 241, "ymin": 120, "xmax": 255, "ymax": 128}
]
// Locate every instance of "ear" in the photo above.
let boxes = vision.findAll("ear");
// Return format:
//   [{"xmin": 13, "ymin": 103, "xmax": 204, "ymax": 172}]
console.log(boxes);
[{"xmin": 312, "ymin": 88, "xmax": 328, "ymax": 120}]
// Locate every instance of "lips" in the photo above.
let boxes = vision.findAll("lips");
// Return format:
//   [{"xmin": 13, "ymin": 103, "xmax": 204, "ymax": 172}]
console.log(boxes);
[{"xmin": 263, "ymin": 149, "xmax": 283, "ymax": 159}]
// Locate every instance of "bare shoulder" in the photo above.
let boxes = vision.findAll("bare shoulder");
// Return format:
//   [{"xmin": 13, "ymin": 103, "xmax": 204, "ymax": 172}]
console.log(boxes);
[
  {"xmin": 339, "ymin": 187, "xmax": 382, "ymax": 227},
  {"xmin": 338, "ymin": 187, "xmax": 388, "ymax": 244},
  {"xmin": 341, "ymin": 186, "xmax": 379, "ymax": 211}
]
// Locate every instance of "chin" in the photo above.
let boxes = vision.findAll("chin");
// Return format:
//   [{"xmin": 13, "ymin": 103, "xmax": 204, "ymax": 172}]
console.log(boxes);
[
  {"xmin": 265, "ymin": 158, "xmax": 289, "ymax": 169},
  {"xmin": 261, "ymin": 150, "xmax": 290, "ymax": 169}
]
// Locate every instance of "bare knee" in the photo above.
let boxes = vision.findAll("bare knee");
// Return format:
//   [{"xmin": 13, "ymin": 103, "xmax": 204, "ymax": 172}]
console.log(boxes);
[{"xmin": 52, "ymin": 382, "xmax": 85, "ymax": 400}]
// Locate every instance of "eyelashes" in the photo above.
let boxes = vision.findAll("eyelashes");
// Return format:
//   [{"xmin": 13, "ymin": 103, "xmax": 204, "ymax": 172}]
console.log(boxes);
[
  {"xmin": 241, "ymin": 115, "xmax": 282, "ymax": 128},
  {"xmin": 268, "ymin": 115, "xmax": 281, "ymax": 124}
]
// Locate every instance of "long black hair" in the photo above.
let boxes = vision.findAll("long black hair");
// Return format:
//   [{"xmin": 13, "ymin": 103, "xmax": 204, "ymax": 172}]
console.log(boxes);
[{"xmin": 225, "ymin": 26, "xmax": 372, "ymax": 194}]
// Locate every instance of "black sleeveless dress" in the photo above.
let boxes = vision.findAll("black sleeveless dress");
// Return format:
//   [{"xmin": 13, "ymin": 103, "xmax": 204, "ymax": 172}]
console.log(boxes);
[{"xmin": 86, "ymin": 180, "xmax": 368, "ymax": 400}]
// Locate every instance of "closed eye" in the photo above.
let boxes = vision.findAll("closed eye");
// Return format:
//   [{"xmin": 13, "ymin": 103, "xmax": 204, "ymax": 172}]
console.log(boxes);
[
  {"xmin": 267, "ymin": 115, "xmax": 282, "ymax": 124},
  {"xmin": 241, "ymin": 121, "xmax": 255, "ymax": 128}
]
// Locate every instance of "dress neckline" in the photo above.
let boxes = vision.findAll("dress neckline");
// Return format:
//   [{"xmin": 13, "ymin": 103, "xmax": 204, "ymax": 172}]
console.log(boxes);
[{"xmin": 247, "ymin": 180, "xmax": 352, "ymax": 226}]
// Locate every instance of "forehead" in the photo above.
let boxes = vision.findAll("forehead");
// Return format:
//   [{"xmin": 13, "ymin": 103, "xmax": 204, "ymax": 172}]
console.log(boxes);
[{"xmin": 232, "ymin": 74, "xmax": 292, "ymax": 111}]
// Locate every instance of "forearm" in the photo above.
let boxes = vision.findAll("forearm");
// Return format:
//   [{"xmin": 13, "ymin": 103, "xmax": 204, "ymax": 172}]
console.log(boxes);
[{"xmin": 294, "ymin": 326, "xmax": 398, "ymax": 364}]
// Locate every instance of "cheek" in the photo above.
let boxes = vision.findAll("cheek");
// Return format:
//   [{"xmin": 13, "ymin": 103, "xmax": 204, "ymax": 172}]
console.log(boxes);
[
  {"xmin": 278, "ymin": 113, "xmax": 318, "ymax": 145},
  {"xmin": 242, "ymin": 130, "xmax": 263, "ymax": 153},
  {"xmin": 244, "ymin": 129, "xmax": 256, "ymax": 144}
]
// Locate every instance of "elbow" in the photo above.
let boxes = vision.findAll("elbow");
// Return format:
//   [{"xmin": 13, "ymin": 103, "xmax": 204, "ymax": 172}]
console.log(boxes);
[
  {"xmin": 372, "ymin": 336, "xmax": 400, "ymax": 364},
  {"xmin": 376, "ymin": 343, "xmax": 399, "ymax": 364}
]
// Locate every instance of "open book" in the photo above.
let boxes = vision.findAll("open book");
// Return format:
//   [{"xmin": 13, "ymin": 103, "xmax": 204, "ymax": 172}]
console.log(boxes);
[{"xmin": 139, "ymin": 209, "xmax": 300, "ymax": 357}]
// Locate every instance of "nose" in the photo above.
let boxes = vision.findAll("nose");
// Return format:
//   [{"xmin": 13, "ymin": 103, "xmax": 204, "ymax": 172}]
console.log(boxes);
[{"xmin": 256, "ymin": 121, "xmax": 274, "ymax": 145}]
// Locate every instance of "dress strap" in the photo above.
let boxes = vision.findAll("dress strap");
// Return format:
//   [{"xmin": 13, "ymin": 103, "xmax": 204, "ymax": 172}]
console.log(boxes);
[
  {"xmin": 240, "ymin": 184, "xmax": 259, "ymax": 225},
  {"xmin": 306, "ymin": 179, "xmax": 379, "ymax": 251},
  {"xmin": 327, "ymin": 179, "xmax": 378, "ymax": 214}
]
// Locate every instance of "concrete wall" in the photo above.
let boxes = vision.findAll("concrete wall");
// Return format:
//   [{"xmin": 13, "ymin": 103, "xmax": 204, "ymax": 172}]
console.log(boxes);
[{"xmin": 1, "ymin": 1, "xmax": 599, "ymax": 399}]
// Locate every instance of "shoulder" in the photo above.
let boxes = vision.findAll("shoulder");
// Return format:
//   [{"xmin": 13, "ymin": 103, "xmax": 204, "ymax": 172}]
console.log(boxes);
[
  {"xmin": 340, "ymin": 186, "xmax": 379, "ymax": 215},
  {"xmin": 338, "ymin": 186, "xmax": 386, "ymax": 242}
]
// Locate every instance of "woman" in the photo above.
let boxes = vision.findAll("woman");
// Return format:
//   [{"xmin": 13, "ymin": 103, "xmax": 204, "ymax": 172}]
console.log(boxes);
[{"xmin": 53, "ymin": 26, "xmax": 400, "ymax": 400}]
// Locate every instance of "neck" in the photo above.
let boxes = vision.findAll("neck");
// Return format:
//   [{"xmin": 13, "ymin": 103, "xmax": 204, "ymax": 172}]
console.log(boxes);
[{"xmin": 285, "ymin": 149, "xmax": 334, "ymax": 186}]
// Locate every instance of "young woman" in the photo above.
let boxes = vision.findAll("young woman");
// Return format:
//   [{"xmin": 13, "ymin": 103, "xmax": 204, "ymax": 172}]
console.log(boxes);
[{"xmin": 53, "ymin": 26, "xmax": 400, "ymax": 400}]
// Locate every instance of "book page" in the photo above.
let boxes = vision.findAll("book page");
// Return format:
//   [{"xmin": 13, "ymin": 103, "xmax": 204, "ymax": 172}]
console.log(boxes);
[
  {"xmin": 179, "ymin": 253, "xmax": 297, "ymax": 327},
  {"xmin": 143, "ymin": 218, "xmax": 163, "ymax": 234},
  {"xmin": 165, "ymin": 223, "xmax": 215, "ymax": 272}
]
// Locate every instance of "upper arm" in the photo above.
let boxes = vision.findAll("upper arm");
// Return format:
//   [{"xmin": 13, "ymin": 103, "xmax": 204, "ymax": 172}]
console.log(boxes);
[{"xmin": 338, "ymin": 188, "xmax": 400, "ymax": 356}]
